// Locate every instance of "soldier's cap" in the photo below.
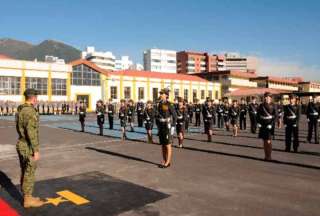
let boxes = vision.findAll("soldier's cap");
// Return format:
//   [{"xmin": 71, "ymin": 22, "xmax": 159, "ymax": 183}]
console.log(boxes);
[
  {"xmin": 289, "ymin": 94, "xmax": 297, "ymax": 99},
  {"xmin": 147, "ymin": 100, "xmax": 153, "ymax": 104},
  {"xmin": 97, "ymin": 99, "xmax": 103, "ymax": 103},
  {"xmin": 120, "ymin": 99, "xmax": 126, "ymax": 103},
  {"xmin": 24, "ymin": 88, "xmax": 38, "ymax": 97},
  {"xmin": 252, "ymin": 96, "xmax": 257, "ymax": 99},
  {"xmin": 159, "ymin": 88, "xmax": 170, "ymax": 96},
  {"xmin": 264, "ymin": 92, "xmax": 272, "ymax": 98},
  {"xmin": 177, "ymin": 97, "xmax": 184, "ymax": 103}
]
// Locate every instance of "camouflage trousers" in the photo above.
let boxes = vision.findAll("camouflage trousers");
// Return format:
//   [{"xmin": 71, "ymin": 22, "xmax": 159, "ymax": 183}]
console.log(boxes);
[{"xmin": 16, "ymin": 141, "xmax": 37, "ymax": 196}]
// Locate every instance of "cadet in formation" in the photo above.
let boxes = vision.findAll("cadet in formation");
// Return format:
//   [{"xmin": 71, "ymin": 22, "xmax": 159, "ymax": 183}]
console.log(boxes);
[
  {"xmin": 16, "ymin": 89, "xmax": 45, "ymax": 208},
  {"xmin": 202, "ymin": 99, "xmax": 215, "ymax": 142},
  {"xmin": 156, "ymin": 88, "xmax": 177, "ymax": 168},
  {"xmin": 248, "ymin": 96, "xmax": 259, "ymax": 134},
  {"xmin": 257, "ymin": 92, "xmax": 277, "ymax": 161},
  {"xmin": 127, "ymin": 99, "xmax": 135, "ymax": 132},
  {"xmin": 144, "ymin": 100, "xmax": 155, "ymax": 144},
  {"xmin": 194, "ymin": 99, "xmax": 201, "ymax": 126},
  {"xmin": 107, "ymin": 99, "xmax": 115, "ymax": 130},
  {"xmin": 96, "ymin": 100, "xmax": 105, "ymax": 136},
  {"xmin": 223, "ymin": 100, "xmax": 230, "ymax": 131},
  {"xmin": 79, "ymin": 101, "xmax": 87, "ymax": 132},
  {"xmin": 284, "ymin": 94, "xmax": 300, "ymax": 152},
  {"xmin": 239, "ymin": 98, "xmax": 247, "ymax": 130},
  {"xmin": 217, "ymin": 99, "xmax": 224, "ymax": 128},
  {"xmin": 229, "ymin": 100, "xmax": 239, "ymax": 137},
  {"xmin": 306, "ymin": 96, "xmax": 319, "ymax": 144},
  {"xmin": 119, "ymin": 99, "xmax": 128, "ymax": 140},
  {"xmin": 136, "ymin": 100, "xmax": 145, "ymax": 127},
  {"xmin": 176, "ymin": 97, "xmax": 187, "ymax": 148}
]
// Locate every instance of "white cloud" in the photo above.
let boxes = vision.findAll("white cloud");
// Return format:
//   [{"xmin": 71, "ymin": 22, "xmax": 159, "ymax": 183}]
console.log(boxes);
[{"xmin": 257, "ymin": 58, "xmax": 320, "ymax": 81}]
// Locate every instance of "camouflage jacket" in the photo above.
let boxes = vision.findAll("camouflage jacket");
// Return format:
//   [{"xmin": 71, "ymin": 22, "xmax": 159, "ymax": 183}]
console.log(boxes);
[{"xmin": 16, "ymin": 103, "xmax": 39, "ymax": 154}]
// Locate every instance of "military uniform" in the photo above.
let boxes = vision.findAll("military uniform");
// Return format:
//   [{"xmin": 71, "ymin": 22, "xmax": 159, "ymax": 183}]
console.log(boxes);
[
  {"xmin": 176, "ymin": 106, "xmax": 187, "ymax": 134},
  {"xmin": 248, "ymin": 102, "xmax": 259, "ymax": 133},
  {"xmin": 217, "ymin": 103, "xmax": 224, "ymax": 128},
  {"xmin": 229, "ymin": 105, "xmax": 239, "ymax": 127},
  {"xmin": 107, "ymin": 103, "xmax": 115, "ymax": 129},
  {"xmin": 239, "ymin": 103, "xmax": 248, "ymax": 130},
  {"xmin": 119, "ymin": 106, "xmax": 127, "ymax": 128},
  {"xmin": 96, "ymin": 104, "xmax": 105, "ymax": 136},
  {"xmin": 79, "ymin": 105, "xmax": 86, "ymax": 132},
  {"xmin": 144, "ymin": 106, "xmax": 154, "ymax": 131},
  {"xmin": 188, "ymin": 103, "xmax": 194, "ymax": 123},
  {"xmin": 127, "ymin": 104, "xmax": 135, "ymax": 132},
  {"xmin": 306, "ymin": 101, "xmax": 319, "ymax": 144},
  {"xmin": 194, "ymin": 103, "xmax": 201, "ymax": 126},
  {"xmin": 136, "ymin": 102, "xmax": 145, "ymax": 127},
  {"xmin": 284, "ymin": 103, "xmax": 300, "ymax": 152},
  {"xmin": 223, "ymin": 104, "xmax": 230, "ymax": 131},
  {"xmin": 202, "ymin": 104, "xmax": 215, "ymax": 141},
  {"xmin": 156, "ymin": 100, "xmax": 177, "ymax": 145},
  {"xmin": 257, "ymin": 102, "xmax": 277, "ymax": 140}
]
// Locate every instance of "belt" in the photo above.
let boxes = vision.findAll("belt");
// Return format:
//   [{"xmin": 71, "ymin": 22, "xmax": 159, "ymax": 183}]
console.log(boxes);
[
  {"xmin": 159, "ymin": 118, "xmax": 170, "ymax": 123},
  {"xmin": 310, "ymin": 112, "xmax": 319, "ymax": 116},
  {"xmin": 287, "ymin": 116, "xmax": 296, "ymax": 119},
  {"xmin": 261, "ymin": 116, "xmax": 273, "ymax": 120}
]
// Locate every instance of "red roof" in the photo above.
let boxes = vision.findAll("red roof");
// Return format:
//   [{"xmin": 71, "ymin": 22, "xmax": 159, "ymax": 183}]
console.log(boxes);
[
  {"xmin": 69, "ymin": 59, "xmax": 209, "ymax": 82},
  {"xmin": 0, "ymin": 54, "xmax": 13, "ymax": 59},
  {"xmin": 205, "ymin": 70, "xmax": 257, "ymax": 79},
  {"xmin": 251, "ymin": 76, "xmax": 299, "ymax": 85},
  {"xmin": 110, "ymin": 70, "xmax": 209, "ymax": 82},
  {"xmin": 225, "ymin": 88, "xmax": 290, "ymax": 97}
]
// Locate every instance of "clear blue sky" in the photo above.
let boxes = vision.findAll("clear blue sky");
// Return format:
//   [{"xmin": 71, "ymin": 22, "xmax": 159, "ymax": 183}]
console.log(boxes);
[{"xmin": 0, "ymin": 0, "xmax": 319, "ymax": 78}]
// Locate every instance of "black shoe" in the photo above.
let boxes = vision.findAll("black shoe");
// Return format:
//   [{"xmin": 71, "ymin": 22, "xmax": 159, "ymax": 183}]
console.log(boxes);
[
  {"xmin": 293, "ymin": 149, "xmax": 298, "ymax": 153},
  {"xmin": 159, "ymin": 163, "xmax": 171, "ymax": 169}
]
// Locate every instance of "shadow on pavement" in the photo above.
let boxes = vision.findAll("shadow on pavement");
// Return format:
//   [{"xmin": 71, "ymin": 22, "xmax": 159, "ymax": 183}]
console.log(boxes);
[
  {"xmin": 0, "ymin": 171, "xmax": 23, "ymax": 204},
  {"xmin": 86, "ymin": 147, "xmax": 160, "ymax": 167}
]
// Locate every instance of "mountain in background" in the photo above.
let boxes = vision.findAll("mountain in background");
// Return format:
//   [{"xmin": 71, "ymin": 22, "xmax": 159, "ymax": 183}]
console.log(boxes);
[{"xmin": 0, "ymin": 38, "xmax": 81, "ymax": 62}]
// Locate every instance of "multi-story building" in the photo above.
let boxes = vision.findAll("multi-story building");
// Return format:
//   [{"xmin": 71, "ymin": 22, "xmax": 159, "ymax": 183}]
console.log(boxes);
[
  {"xmin": 81, "ymin": 46, "xmax": 115, "ymax": 70},
  {"xmin": 197, "ymin": 70, "xmax": 258, "ymax": 95},
  {"xmin": 177, "ymin": 51, "xmax": 256, "ymax": 74},
  {"xmin": 45, "ymin": 55, "xmax": 65, "ymax": 64},
  {"xmin": 298, "ymin": 81, "xmax": 320, "ymax": 92},
  {"xmin": 250, "ymin": 76, "xmax": 299, "ymax": 92},
  {"xmin": 143, "ymin": 49, "xmax": 177, "ymax": 73},
  {"xmin": 129, "ymin": 63, "xmax": 144, "ymax": 71},
  {"xmin": 115, "ymin": 56, "xmax": 133, "ymax": 71}
]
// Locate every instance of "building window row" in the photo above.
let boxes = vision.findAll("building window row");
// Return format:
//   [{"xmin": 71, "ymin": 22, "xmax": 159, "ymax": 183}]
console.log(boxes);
[
  {"xmin": 52, "ymin": 78, "xmax": 67, "ymax": 96},
  {"xmin": 72, "ymin": 64, "xmax": 101, "ymax": 86},
  {"xmin": 26, "ymin": 77, "xmax": 48, "ymax": 95},
  {"xmin": 0, "ymin": 76, "xmax": 20, "ymax": 95}
]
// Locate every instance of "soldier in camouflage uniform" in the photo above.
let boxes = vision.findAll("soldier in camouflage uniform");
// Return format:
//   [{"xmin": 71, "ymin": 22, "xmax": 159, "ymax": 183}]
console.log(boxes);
[{"xmin": 16, "ymin": 89, "xmax": 44, "ymax": 208}]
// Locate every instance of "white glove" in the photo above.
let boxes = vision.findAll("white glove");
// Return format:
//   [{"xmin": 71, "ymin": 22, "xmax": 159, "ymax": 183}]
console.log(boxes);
[
  {"xmin": 170, "ymin": 127, "xmax": 175, "ymax": 135},
  {"xmin": 257, "ymin": 123, "xmax": 261, "ymax": 128}
]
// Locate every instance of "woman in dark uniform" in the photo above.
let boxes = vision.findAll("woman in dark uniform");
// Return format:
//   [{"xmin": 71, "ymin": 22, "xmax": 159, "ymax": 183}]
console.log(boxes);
[
  {"xmin": 202, "ymin": 99, "xmax": 215, "ymax": 142},
  {"xmin": 119, "ymin": 99, "xmax": 127, "ymax": 140},
  {"xmin": 156, "ymin": 88, "xmax": 177, "ymax": 168},
  {"xmin": 127, "ymin": 99, "xmax": 135, "ymax": 132},
  {"xmin": 144, "ymin": 100, "xmax": 155, "ymax": 144},
  {"xmin": 229, "ymin": 100, "xmax": 240, "ymax": 137},
  {"xmin": 257, "ymin": 92, "xmax": 277, "ymax": 161},
  {"xmin": 176, "ymin": 97, "xmax": 187, "ymax": 148},
  {"xmin": 223, "ymin": 100, "xmax": 230, "ymax": 131},
  {"xmin": 96, "ymin": 100, "xmax": 105, "ymax": 136},
  {"xmin": 79, "ymin": 101, "xmax": 86, "ymax": 132}
]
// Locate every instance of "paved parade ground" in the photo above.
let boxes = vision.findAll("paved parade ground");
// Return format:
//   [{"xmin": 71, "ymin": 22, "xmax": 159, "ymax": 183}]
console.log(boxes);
[{"xmin": 0, "ymin": 114, "xmax": 320, "ymax": 216}]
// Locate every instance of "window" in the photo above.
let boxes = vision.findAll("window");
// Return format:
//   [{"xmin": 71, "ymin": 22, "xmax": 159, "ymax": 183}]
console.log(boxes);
[
  {"xmin": 72, "ymin": 64, "xmax": 101, "ymax": 86},
  {"xmin": 151, "ymin": 59, "xmax": 161, "ymax": 63},
  {"xmin": 52, "ymin": 79, "xmax": 66, "ymax": 96},
  {"xmin": 201, "ymin": 90, "xmax": 205, "ymax": 99},
  {"xmin": 208, "ymin": 90, "xmax": 213, "ymax": 99},
  {"xmin": 124, "ymin": 87, "xmax": 131, "ymax": 99},
  {"xmin": 193, "ymin": 89, "xmax": 197, "ymax": 102},
  {"xmin": 110, "ymin": 86, "xmax": 117, "ymax": 99},
  {"xmin": 174, "ymin": 89, "xmax": 179, "ymax": 99},
  {"xmin": 167, "ymin": 60, "xmax": 176, "ymax": 64},
  {"xmin": 184, "ymin": 89, "xmax": 189, "ymax": 102},
  {"xmin": 152, "ymin": 88, "xmax": 158, "ymax": 102},
  {"xmin": 215, "ymin": 90, "xmax": 219, "ymax": 99},
  {"xmin": 0, "ymin": 76, "xmax": 20, "ymax": 95},
  {"xmin": 26, "ymin": 77, "xmax": 47, "ymax": 95},
  {"xmin": 138, "ymin": 87, "xmax": 144, "ymax": 100}
]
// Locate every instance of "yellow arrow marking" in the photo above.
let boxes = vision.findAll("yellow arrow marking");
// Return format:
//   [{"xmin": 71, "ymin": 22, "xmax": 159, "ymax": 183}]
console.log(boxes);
[
  {"xmin": 57, "ymin": 190, "xmax": 90, "ymax": 205},
  {"xmin": 45, "ymin": 196, "xmax": 68, "ymax": 206}
]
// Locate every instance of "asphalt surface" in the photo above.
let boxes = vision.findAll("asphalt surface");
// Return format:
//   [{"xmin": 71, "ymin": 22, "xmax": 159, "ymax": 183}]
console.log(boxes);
[{"xmin": 0, "ymin": 114, "xmax": 319, "ymax": 216}]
